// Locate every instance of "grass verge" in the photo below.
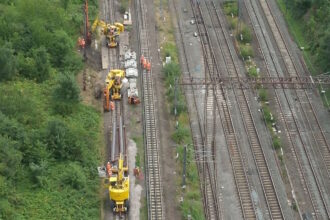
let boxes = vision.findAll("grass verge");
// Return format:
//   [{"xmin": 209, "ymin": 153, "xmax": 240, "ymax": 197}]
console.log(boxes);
[{"xmin": 154, "ymin": 0, "xmax": 205, "ymax": 219}]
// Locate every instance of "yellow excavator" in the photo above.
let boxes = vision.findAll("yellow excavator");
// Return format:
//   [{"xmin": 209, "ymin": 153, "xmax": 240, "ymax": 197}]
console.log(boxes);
[
  {"xmin": 107, "ymin": 153, "xmax": 129, "ymax": 213},
  {"xmin": 104, "ymin": 69, "xmax": 125, "ymax": 111},
  {"xmin": 92, "ymin": 18, "xmax": 124, "ymax": 48}
]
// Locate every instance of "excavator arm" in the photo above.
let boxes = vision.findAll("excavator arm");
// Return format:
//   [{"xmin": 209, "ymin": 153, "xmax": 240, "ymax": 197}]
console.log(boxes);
[{"xmin": 91, "ymin": 18, "xmax": 107, "ymax": 33}]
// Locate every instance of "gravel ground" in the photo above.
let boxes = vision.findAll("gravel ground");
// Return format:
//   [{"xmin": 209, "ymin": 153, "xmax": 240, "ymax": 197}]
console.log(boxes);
[
  {"xmin": 142, "ymin": 0, "xmax": 182, "ymax": 218},
  {"xmin": 171, "ymin": 0, "xmax": 295, "ymax": 218},
  {"xmin": 243, "ymin": 0, "xmax": 330, "ymax": 218},
  {"xmin": 128, "ymin": 139, "xmax": 142, "ymax": 220}
]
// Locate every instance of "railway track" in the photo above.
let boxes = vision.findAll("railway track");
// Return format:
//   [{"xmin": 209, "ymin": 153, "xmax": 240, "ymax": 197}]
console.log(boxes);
[
  {"xmin": 134, "ymin": 0, "xmax": 164, "ymax": 218},
  {"xmin": 102, "ymin": 0, "xmax": 128, "ymax": 219},
  {"xmin": 205, "ymin": 1, "xmax": 286, "ymax": 218},
  {"xmin": 244, "ymin": 0, "xmax": 330, "ymax": 218},
  {"xmin": 257, "ymin": 0, "xmax": 330, "ymax": 179},
  {"xmin": 191, "ymin": 0, "xmax": 288, "ymax": 218},
  {"xmin": 170, "ymin": 1, "xmax": 222, "ymax": 219},
  {"xmin": 188, "ymin": 0, "xmax": 259, "ymax": 219}
]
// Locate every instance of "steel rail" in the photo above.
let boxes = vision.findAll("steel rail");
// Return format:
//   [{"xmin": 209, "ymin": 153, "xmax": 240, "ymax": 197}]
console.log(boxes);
[
  {"xmin": 244, "ymin": 0, "xmax": 330, "ymax": 218},
  {"xmin": 171, "ymin": 1, "xmax": 226, "ymax": 219},
  {"xmin": 258, "ymin": 0, "xmax": 330, "ymax": 181},
  {"xmin": 134, "ymin": 0, "xmax": 164, "ymax": 218},
  {"xmin": 190, "ymin": 0, "xmax": 258, "ymax": 219},
  {"xmin": 204, "ymin": 1, "xmax": 285, "ymax": 218}
]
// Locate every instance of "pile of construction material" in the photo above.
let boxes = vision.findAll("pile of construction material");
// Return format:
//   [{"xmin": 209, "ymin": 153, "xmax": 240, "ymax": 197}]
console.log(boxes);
[{"xmin": 124, "ymin": 50, "xmax": 140, "ymax": 104}]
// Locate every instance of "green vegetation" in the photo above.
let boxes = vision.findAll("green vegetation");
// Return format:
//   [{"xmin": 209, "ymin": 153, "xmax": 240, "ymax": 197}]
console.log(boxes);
[
  {"xmin": 239, "ymin": 44, "xmax": 254, "ymax": 60},
  {"xmin": 163, "ymin": 62, "xmax": 187, "ymax": 115},
  {"xmin": 223, "ymin": 2, "xmax": 253, "ymax": 61},
  {"xmin": 119, "ymin": 0, "xmax": 129, "ymax": 14},
  {"xmin": 223, "ymin": 1, "xmax": 238, "ymax": 16},
  {"xmin": 248, "ymin": 66, "xmax": 258, "ymax": 78},
  {"xmin": 155, "ymin": 1, "xmax": 205, "ymax": 218},
  {"xmin": 0, "ymin": 0, "xmax": 101, "ymax": 219},
  {"xmin": 277, "ymin": 0, "xmax": 330, "ymax": 72},
  {"xmin": 222, "ymin": 1, "xmax": 284, "ymax": 164},
  {"xmin": 162, "ymin": 45, "xmax": 205, "ymax": 220},
  {"xmin": 236, "ymin": 24, "xmax": 252, "ymax": 44},
  {"xmin": 140, "ymin": 197, "xmax": 148, "ymax": 220},
  {"xmin": 276, "ymin": 0, "xmax": 330, "ymax": 105},
  {"xmin": 176, "ymin": 144, "xmax": 205, "ymax": 220},
  {"xmin": 162, "ymin": 42, "xmax": 179, "ymax": 63},
  {"xmin": 258, "ymin": 88, "xmax": 267, "ymax": 102}
]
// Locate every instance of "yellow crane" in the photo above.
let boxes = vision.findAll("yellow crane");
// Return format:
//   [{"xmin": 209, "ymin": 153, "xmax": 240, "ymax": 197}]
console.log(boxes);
[
  {"xmin": 92, "ymin": 18, "xmax": 124, "ymax": 48},
  {"xmin": 107, "ymin": 153, "xmax": 130, "ymax": 213}
]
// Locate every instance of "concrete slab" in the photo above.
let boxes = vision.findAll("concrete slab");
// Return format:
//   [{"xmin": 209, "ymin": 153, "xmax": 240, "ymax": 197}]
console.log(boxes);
[{"xmin": 101, "ymin": 45, "xmax": 109, "ymax": 70}]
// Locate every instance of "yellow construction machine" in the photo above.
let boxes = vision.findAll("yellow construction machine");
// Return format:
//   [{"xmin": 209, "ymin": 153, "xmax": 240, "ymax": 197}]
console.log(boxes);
[
  {"xmin": 107, "ymin": 153, "xmax": 129, "ymax": 213},
  {"xmin": 104, "ymin": 69, "xmax": 125, "ymax": 111},
  {"xmin": 92, "ymin": 18, "xmax": 124, "ymax": 48}
]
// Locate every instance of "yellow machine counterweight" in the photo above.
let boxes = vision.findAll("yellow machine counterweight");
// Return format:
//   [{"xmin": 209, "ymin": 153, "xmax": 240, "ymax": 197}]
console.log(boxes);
[
  {"xmin": 103, "ymin": 116, "xmax": 129, "ymax": 213},
  {"xmin": 108, "ymin": 154, "xmax": 129, "ymax": 213}
]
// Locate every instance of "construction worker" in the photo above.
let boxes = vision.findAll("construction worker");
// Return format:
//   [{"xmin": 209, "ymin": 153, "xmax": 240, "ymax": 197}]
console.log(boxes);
[
  {"xmin": 133, "ymin": 167, "xmax": 140, "ymax": 177},
  {"xmin": 106, "ymin": 162, "xmax": 112, "ymax": 176},
  {"xmin": 146, "ymin": 61, "xmax": 151, "ymax": 71},
  {"xmin": 143, "ymin": 59, "xmax": 148, "ymax": 69},
  {"xmin": 78, "ymin": 37, "xmax": 86, "ymax": 48},
  {"xmin": 110, "ymin": 101, "xmax": 115, "ymax": 111}
]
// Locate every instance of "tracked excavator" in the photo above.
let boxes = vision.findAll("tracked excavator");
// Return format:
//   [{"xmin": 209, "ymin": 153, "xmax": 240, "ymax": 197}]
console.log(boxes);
[
  {"xmin": 92, "ymin": 18, "xmax": 124, "ymax": 48},
  {"xmin": 103, "ymin": 69, "xmax": 125, "ymax": 111}
]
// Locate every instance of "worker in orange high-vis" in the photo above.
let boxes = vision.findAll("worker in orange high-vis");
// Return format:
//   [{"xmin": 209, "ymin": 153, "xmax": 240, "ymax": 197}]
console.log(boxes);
[
  {"xmin": 143, "ymin": 59, "xmax": 148, "ymax": 69},
  {"xmin": 146, "ymin": 61, "xmax": 151, "ymax": 71},
  {"xmin": 110, "ymin": 101, "xmax": 115, "ymax": 111},
  {"xmin": 106, "ymin": 162, "xmax": 112, "ymax": 176}
]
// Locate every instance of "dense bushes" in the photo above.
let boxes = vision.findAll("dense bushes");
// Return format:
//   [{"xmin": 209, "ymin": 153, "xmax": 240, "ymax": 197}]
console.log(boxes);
[
  {"xmin": 163, "ymin": 62, "xmax": 187, "ymax": 115},
  {"xmin": 0, "ymin": 0, "xmax": 101, "ymax": 219},
  {"xmin": 0, "ymin": 81, "xmax": 102, "ymax": 219},
  {"xmin": 0, "ymin": 0, "xmax": 96, "ymax": 83},
  {"xmin": 0, "ymin": 43, "xmax": 16, "ymax": 81},
  {"xmin": 281, "ymin": 0, "xmax": 330, "ymax": 71}
]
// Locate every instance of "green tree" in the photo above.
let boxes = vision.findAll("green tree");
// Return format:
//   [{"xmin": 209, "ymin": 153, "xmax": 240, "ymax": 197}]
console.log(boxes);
[
  {"xmin": 0, "ymin": 136, "xmax": 22, "ymax": 179},
  {"xmin": 33, "ymin": 47, "xmax": 51, "ymax": 82},
  {"xmin": 61, "ymin": 162, "xmax": 87, "ymax": 189},
  {"xmin": 60, "ymin": 0, "xmax": 70, "ymax": 10},
  {"xmin": 48, "ymin": 30, "xmax": 74, "ymax": 67},
  {"xmin": 237, "ymin": 25, "xmax": 252, "ymax": 44},
  {"xmin": 29, "ymin": 160, "xmax": 48, "ymax": 187},
  {"xmin": 53, "ymin": 72, "xmax": 80, "ymax": 103},
  {"xmin": 62, "ymin": 53, "xmax": 83, "ymax": 73},
  {"xmin": 317, "ymin": 30, "xmax": 330, "ymax": 71},
  {"xmin": 44, "ymin": 119, "xmax": 71, "ymax": 160},
  {"xmin": 18, "ymin": 53, "xmax": 37, "ymax": 80},
  {"xmin": 0, "ymin": 43, "xmax": 16, "ymax": 81}
]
